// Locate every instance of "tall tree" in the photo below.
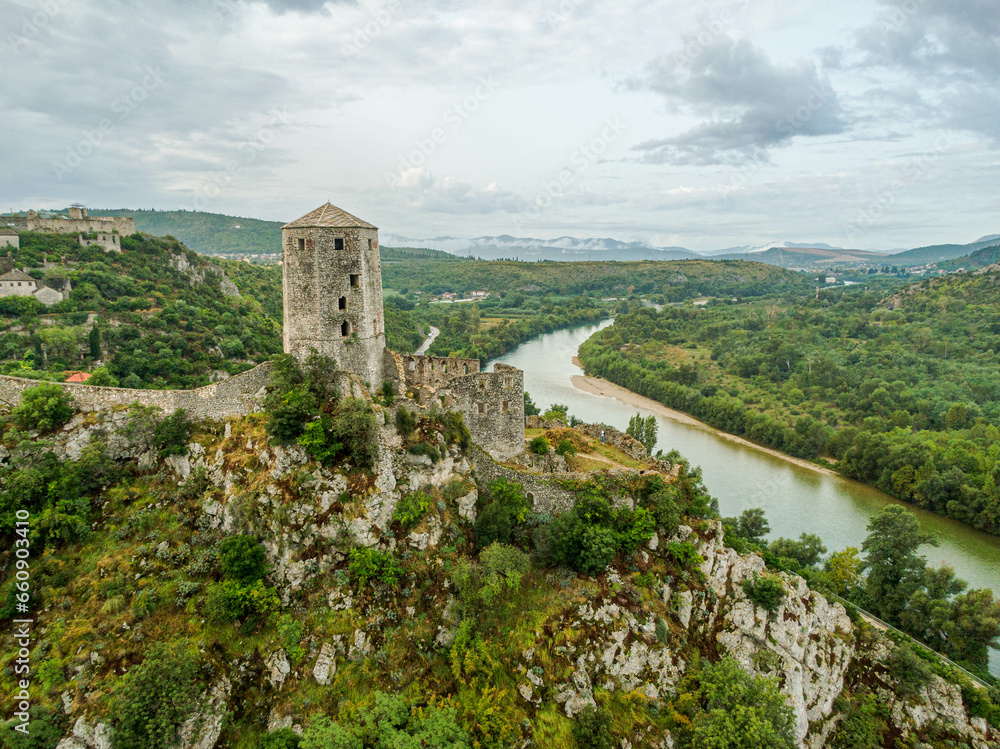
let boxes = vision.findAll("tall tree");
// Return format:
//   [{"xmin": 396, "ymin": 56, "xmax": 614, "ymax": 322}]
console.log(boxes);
[{"xmin": 861, "ymin": 505, "xmax": 936, "ymax": 621}]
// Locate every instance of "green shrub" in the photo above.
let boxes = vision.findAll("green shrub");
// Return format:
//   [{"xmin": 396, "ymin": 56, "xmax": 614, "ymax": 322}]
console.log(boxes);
[
  {"xmin": 395, "ymin": 407, "xmax": 417, "ymax": 439},
  {"xmin": 218, "ymin": 534, "xmax": 268, "ymax": 584},
  {"xmin": 491, "ymin": 478, "xmax": 530, "ymax": 523},
  {"xmin": 888, "ymin": 644, "xmax": 932, "ymax": 697},
  {"xmin": 110, "ymin": 642, "xmax": 202, "ymax": 749},
  {"xmin": 12, "ymin": 383, "xmax": 74, "ymax": 432},
  {"xmin": 0, "ymin": 705, "xmax": 65, "ymax": 749},
  {"xmin": 267, "ymin": 387, "xmax": 319, "ymax": 442},
  {"xmin": 297, "ymin": 416, "xmax": 341, "ymax": 465},
  {"xmin": 829, "ymin": 694, "xmax": 887, "ymax": 749},
  {"xmin": 204, "ymin": 579, "xmax": 279, "ymax": 629},
  {"xmin": 578, "ymin": 525, "xmax": 617, "ymax": 575},
  {"xmin": 88, "ymin": 366, "xmax": 118, "ymax": 386},
  {"xmin": 473, "ymin": 501, "xmax": 513, "ymax": 549},
  {"xmin": 300, "ymin": 693, "xmax": 469, "ymax": 749},
  {"xmin": 152, "ymin": 408, "xmax": 191, "ymax": 457},
  {"xmin": 742, "ymin": 575, "xmax": 787, "ymax": 613},
  {"xmin": 667, "ymin": 541, "xmax": 704, "ymax": 570},
  {"xmin": 393, "ymin": 491, "xmax": 433, "ymax": 531},
  {"xmin": 260, "ymin": 728, "xmax": 302, "ymax": 749},
  {"xmin": 451, "ymin": 542, "xmax": 531, "ymax": 609},
  {"xmin": 573, "ymin": 705, "xmax": 615, "ymax": 749},
  {"xmin": 648, "ymin": 487, "xmax": 681, "ymax": 535},
  {"xmin": 407, "ymin": 441, "xmax": 440, "ymax": 464},
  {"xmin": 442, "ymin": 411, "xmax": 470, "ymax": 451},
  {"xmin": 529, "ymin": 436, "xmax": 549, "ymax": 454},
  {"xmin": 347, "ymin": 547, "xmax": 403, "ymax": 589},
  {"xmin": 555, "ymin": 438, "xmax": 577, "ymax": 456},
  {"xmin": 331, "ymin": 398, "xmax": 378, "ymax": 469}
]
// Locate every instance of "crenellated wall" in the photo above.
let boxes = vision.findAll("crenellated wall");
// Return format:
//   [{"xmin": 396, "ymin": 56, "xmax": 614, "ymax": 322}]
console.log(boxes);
[{"xmin": 0, "ymin": 363, "xmax": 272, "ymax": 421}]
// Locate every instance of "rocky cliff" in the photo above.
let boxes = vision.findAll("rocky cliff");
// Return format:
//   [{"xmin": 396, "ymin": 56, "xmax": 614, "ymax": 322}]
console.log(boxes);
[{"xmin": 1, "ymin": 407, "xmax": 996, "ymax": 749}]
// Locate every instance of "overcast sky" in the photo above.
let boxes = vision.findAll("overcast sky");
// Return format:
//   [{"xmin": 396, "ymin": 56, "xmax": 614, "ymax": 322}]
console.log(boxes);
[{"xmin": 1, "ymin": 0, "xmax": 998, "ymax": 250}]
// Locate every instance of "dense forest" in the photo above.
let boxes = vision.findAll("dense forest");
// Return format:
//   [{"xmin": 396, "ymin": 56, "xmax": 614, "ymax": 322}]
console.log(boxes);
[
  {"xmin": 0, "ymin": 233, "xmax": 280, "ymax": 389},
  {"xmin": 579, "ymin": 269, "xmax": 1000, "ymax": 536},
  {"xmin": 381, "ymin": 257, "xmax": 810, "ymax": 299}
]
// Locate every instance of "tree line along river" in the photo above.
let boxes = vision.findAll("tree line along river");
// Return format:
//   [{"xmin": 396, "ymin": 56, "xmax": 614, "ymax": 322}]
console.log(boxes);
[{"xmin": 488, "ymin": 320, "xmax": 1000, "ymax": 677}]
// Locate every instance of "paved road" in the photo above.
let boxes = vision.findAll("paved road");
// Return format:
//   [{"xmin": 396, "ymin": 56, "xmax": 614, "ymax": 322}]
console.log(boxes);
[{"xmin": 415, "ymin": 326, "xmax": 440, "ymax": 356}]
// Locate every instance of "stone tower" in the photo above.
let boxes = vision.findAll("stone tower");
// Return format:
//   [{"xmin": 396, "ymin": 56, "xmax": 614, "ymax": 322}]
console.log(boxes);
[{"xmin": 282, "ymin": 203, "xmax": 386, "ymax": 386}]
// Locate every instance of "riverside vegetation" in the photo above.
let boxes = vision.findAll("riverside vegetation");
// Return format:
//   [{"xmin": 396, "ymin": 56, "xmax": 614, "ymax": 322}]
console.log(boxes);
[
  {"xmin": 0, "ymin": 355, "xmax": 998, "ymax": 748},
  {"xmin": 578, "ymin": 267, "xmax": 1000, "ymax": 537}
]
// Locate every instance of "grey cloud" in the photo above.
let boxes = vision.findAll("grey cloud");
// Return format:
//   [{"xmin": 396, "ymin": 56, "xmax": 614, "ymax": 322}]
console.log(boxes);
[
  {"xmin": 852, "ymin": 1, "xmax": 1000, "ymax": 141},
  {"xmin": 632, "ymin": 36, "xmax": 845, "ymax": 165}
]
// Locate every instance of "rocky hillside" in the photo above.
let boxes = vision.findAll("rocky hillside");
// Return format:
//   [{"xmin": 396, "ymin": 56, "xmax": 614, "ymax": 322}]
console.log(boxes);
[
  {"xmin": 0, "ymin": 231, "xmax": 280, "ymax": 389},
  {"xmin": 0, "ymin": 372, "xmax": 996, "ymax": 748}
]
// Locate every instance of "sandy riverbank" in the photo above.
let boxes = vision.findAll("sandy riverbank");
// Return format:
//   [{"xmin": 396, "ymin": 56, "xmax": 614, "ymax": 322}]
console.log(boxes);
[{"xmin": 570, "ymin": 368, "xmax": 839, "ymax": 478}]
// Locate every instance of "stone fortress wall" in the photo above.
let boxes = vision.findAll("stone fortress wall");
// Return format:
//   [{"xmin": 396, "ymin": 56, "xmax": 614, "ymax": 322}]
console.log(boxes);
[
  {"xmin": 5, "ymin": 207, "xmax": 136, "ymax": 237},
  {"xmin": 0, "ymin": 363, "xmax": 272, "ymax": 421},
  {"xmin": 389, "ymin": 353, "xmax": 525, "ymax": 461}
]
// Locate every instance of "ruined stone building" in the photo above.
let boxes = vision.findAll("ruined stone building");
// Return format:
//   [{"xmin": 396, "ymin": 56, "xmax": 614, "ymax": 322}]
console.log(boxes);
[
  {"xmin": 4, "ymin": 206, "xmax": 135, "ymax": 236},
  {"xmin": 78, "ymin": 232, "xmax": 122, "ymax": 253},
  {"xmin": 0, "ymin": 228, "xmax": 18, "ymax": 249},
  {"xmin": 282, "ymin": 203, "xmax": 525, "ymax": 460}
]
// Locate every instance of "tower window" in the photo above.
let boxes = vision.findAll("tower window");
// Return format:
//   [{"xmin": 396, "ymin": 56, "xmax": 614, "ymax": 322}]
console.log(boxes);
[
  {"xmin": 478, "ymin": 403, "xmax": 486, "ymax": 414},
  {"xmin": 350, "ymin": 274, "xmax": 360, "ymax": 287},
  {"xmin": 341, "ymin": 320, "xmax": 351, "ymax": 337},
  {"xmin": 368, "ymin": 239, "xmax": 374, "ymax": 250},
  {"xmin": 335, "ymin": 238, "xmax": 344, "ymax": 251},
  {"xmin": 502, "ymin": 401, "xmax": 509, "ymax": 414},
  {"xmin": 339, "ymin": 296, "xmax": 347, "ymax": 310},
  {"xmin": 297, "ymin": 238, "xmax": 305, "ymax": 251}
]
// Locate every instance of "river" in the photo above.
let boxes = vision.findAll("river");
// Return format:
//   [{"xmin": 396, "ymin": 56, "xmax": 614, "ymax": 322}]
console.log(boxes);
[{"xmin": 488, "ymin": 320, "xmax": 1000, "ymax": 676}]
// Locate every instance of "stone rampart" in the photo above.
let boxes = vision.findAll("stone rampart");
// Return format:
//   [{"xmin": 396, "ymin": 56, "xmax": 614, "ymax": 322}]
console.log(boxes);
[
  {"xmin": 470, "ymin": 445, "xmax": 660, "ymax": 516},
  {"xmin": 448, "ymin": 363, "xmax": 524, "ymax": 461},
  {"xmin": 400, "ymin": 354, "xmax": 479, "ymax": 391},
  {"xmin": 0, "ymin": 363, "xmax": 272, "ymax": 421},
  {"xmin": 7, "ymin": 214, "xmax": 136, "ymax": 236}
]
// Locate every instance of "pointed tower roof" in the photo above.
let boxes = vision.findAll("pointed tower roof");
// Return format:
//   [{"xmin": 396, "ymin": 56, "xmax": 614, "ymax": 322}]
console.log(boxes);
[{"xmin": 283, "ymin": 203, "xmax": 378, "ymax": 230}]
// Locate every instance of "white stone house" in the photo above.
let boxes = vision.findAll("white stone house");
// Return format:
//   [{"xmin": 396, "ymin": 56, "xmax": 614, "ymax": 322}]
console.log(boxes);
[
  {"xmin": 0, "ymin": 269, "xmax": 67, "ymax": 306},
  {"xmin": 0, "ymin": 228, "xmax": 18, "ymax": 249}
]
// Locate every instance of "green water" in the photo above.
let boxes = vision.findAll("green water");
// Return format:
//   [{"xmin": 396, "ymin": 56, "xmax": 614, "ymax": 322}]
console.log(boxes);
[{"xmin": 489, "ymin": 321, "xmax": 1000, "ymax": 676}]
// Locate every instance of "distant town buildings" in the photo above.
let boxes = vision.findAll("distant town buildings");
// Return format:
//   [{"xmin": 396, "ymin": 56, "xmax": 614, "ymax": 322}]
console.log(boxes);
[{"xmin": 0, "ymin": 228, "xmax": 19, "ymax": 249}]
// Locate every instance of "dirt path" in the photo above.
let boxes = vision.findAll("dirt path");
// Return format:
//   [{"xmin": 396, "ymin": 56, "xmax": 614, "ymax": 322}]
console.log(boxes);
[{"xmin": 570, "ymin": 372, "xmax": 839, "ymax": 478}]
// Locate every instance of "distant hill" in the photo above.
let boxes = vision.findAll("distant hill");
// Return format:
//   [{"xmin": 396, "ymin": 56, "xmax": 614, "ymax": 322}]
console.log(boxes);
[
  {"xmin": 378, "ymin": 232, "xmax": 699, "ymax": 262},
  {"xmin": 88, "ymin": 208, "xmax": 283, "ymax": 257},
  {"xmin": 936, "ymin": 244, "xmax": 1000, "ymax": 271},
  {"xmin": 887, "ymin": 237, "xmax": 1000, "ymax": 267}
]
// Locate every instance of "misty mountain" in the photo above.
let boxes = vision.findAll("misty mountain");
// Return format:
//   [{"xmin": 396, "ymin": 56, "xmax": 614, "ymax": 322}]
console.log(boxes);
[{"xmin": 378, "ymin": 233, "xmax": 699, "ymax": 262}]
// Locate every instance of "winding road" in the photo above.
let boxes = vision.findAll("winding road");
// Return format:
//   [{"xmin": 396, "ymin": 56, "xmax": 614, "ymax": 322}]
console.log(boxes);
[{"xmin": 415, "ymin": 326, "xmax": 440, "ymax": 356}]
